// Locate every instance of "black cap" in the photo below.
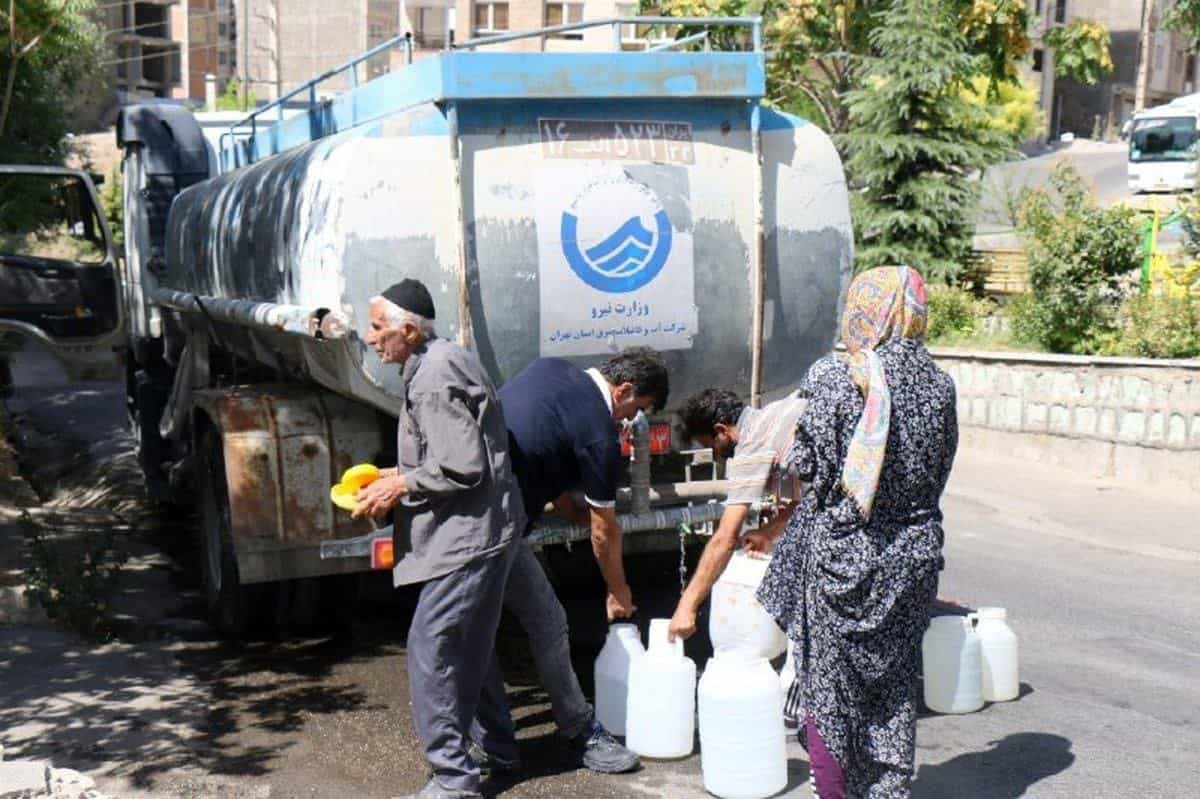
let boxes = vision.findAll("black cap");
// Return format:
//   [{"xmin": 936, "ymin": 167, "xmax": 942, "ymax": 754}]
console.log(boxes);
[{"xmin": 381, "ymin": 279, "xmax": 436, "ymax": 320}]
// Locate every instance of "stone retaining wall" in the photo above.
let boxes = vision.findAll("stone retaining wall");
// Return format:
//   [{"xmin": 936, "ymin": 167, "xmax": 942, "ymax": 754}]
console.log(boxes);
[{"xmin": 932, "ymin": 349, "xmax": 1200, "ymax": 493}]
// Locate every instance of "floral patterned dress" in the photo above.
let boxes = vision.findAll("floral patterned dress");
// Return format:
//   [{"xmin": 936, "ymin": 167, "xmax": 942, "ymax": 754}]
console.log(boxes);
[{"xmin": 758, "ymin": 338, "xmax": 958, "ymax": 798}]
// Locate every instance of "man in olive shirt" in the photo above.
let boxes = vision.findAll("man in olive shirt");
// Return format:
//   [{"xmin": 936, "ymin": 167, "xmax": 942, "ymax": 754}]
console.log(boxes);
[{"xmin": 355, "ymin": 279, "xmax": 524, "ymax": 799}]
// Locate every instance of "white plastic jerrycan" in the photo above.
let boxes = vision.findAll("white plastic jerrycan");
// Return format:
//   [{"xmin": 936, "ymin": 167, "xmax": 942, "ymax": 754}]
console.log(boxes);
[
  {"xmin": 922, "ymin": 615, "xmax": 984, "ymax": 714},
  {"xmin": 698, "ymin": 653, "xmax": 788, "ymax": 799},
  {"xmin": 594, "ymin": 623, "xmax": 645, "ymax": 736},
  {"xmin": 971, "ymin": 607, "xmax": 1019, "ymax": 702},
  {"xmin": 625, "ymin": 619, "xmax": 697, "ymax": 759},
  {"xmin": 709, "ymin": 550, "xmax": 788, "ymax": 660}
]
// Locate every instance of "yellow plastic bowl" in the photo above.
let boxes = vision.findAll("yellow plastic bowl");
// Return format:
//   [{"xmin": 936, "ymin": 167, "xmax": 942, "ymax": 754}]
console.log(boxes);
[
  {"xmin": 330, "ymin": 482, "xmax": 360, "ymax": 512},
  {"xmin": 340, "ymin": 463, "xmax": 381, "ymax": 490}
]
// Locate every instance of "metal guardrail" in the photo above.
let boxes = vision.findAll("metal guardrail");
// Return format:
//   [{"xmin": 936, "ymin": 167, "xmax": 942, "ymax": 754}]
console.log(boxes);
[
  {"xmin": 221, "ymin": 32, "xmax": 417, "ymax": 170},
  {"xmin": 219, "ymin": 16, "xmax": 762, "ymax": 170},
  {"xmin": 455, "ymin": 16, "xmax": 761, "ymax": 52}
]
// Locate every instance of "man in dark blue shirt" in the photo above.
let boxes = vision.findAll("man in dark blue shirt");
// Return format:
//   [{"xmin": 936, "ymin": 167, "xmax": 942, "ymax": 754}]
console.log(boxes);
[{"xmin": 474, "ymin": 348, "xmax": 669, "ymax": 777}]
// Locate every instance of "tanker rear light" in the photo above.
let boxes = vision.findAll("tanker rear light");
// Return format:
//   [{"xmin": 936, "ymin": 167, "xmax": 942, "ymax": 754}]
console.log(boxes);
[
  {"xmin": 371, "ymin": 535, "xmax": 394, "ymax": 570},
  {"xmin": 620, "ymin": 423, "xmax": 673, "ymax": 457}
]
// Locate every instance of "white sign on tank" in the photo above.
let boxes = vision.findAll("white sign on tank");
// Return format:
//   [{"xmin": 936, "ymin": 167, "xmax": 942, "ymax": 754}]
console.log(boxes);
[{"xmin": 534, "ymin": 165, "xmax": 696, "ymax": 356}]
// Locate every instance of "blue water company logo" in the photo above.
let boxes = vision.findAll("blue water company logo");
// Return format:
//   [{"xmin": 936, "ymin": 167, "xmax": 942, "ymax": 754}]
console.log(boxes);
[{"xmin": 560, "ymin": 176, "xmax": 673, "ymax": 294}]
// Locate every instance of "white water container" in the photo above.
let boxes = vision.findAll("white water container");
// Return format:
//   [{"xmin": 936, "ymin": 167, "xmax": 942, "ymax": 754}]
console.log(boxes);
[
  {"xmin": 698, "ymin": 654, "xmax": 788, "ymax": 799},
  {"xmin": 709, "ymin": 550, "xmax": 788, "ymax": 660},
  {"xmin": 625, "ymin": 619, "xmax": 696, "ymax": 759},
  {"xmin": 779, "ymin": 643, "xmax": 796, "ymax": 697},
  {"xmin": 594, "ymin": 623, "xmax": 645, "ymax": 736},
  {"xmin": 972, "ymin": 607, "xmax": 1019, "ymax": 702},
  {"xmin": 922, "ymin": 615, "xmax": 984, "ymax": 714}
]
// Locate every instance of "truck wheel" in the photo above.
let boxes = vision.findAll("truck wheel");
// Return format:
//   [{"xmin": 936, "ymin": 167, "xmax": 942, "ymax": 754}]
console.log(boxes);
[{"xmin": 198, "ymin": 428, "xmax": 258, "ymax": 637}]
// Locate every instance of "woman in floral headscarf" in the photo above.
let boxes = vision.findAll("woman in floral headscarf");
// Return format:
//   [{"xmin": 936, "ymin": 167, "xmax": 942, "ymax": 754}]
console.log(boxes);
[{"xmin": 757, "ymin": 266, "xmax": 958, "ymax": 799}]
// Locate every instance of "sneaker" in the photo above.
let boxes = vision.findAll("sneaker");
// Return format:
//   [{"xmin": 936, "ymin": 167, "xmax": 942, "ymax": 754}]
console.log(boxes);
[
  {"xmin": 400, "ymin": 777, "xmax": 482, "ymax": 799},
  {"xmin": 467, "ymin": 739, "xmax": 522, "ymax": 779},
  {"xmin": 566, "ymin": 719, "xmax": 640, "ymax": 774}
]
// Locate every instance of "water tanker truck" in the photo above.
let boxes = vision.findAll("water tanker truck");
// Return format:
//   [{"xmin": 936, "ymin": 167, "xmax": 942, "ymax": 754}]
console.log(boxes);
[{"xmin": 5, "ymin": 19, "xmax": 853, "ymax": 634}]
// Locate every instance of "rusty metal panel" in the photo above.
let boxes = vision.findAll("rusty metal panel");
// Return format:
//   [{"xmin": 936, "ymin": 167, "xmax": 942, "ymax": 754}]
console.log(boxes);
[
  {"xmin": 223, "ymin": 430, "xmax": 283, "ymax": 542},
  {"xmin": 194, "ymin": 387, "xmax": 384, "ymax": 560},
  {"xmin": 272, "ymin": 394, "xmax": 333, "ymax": 542}
]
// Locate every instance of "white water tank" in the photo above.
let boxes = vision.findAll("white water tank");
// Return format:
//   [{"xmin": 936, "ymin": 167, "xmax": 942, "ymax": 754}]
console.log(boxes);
[
  {"xmin": 698, "ymin": 654, "xmax": 788, "ymax": 799},
  {"xmin": 594, "ymin": 623, "xmax": 644, "ymax": 736},
  {"xmin": 922, "ymin": 615, "xmax": 984, "ymax": 714},
  {"xmin": 709, "ymin": 550, "xmax": 787, "ymax": 660},
  {"xmin": 972, "ymin": 607, "xmax": 1019, "ymax": 702},
  {"xmin": 625, "ymin": 619, "xmax": 696, "ymax": 759}
]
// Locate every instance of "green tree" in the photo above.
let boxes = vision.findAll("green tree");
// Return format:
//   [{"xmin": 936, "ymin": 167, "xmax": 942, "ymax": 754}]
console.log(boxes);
[
  {"xmin": 1163, "ymin": 0, "xmax": 1200, "ymax": 43},
  {"xmin": 1012, "ymin": 163, "xmax": 1142, "ymax": 353},
  {"xmin": 648, "ymin": 0, "xmax": 1031, "ymax": 136},
  {"xmin": 99, "ymin": 167, "xmax": 123, "ymax": 249},
  {"xmin": 840, "ymin": 0, "xmax": 1012, "ymax": 281},
  {"xmin": 961, "ymin": 74, "xmax": 1045, "ymax": 144},
  {"xmin": 0, "ymin": 0, "xmax": 105, "ymax": 163},
  {"xmin": 215, "ymin": 78, "xmax": 255, "ymax": 112},
  {"xmin": 1043, "ymin": 18, "xmax": 1113, "ymax": 86}
]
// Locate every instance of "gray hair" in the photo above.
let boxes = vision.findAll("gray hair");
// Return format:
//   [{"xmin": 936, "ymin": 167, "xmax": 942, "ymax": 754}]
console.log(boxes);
[{"xmin": 371, "ymin": 295, "xmax": 436, "ymax": 340}]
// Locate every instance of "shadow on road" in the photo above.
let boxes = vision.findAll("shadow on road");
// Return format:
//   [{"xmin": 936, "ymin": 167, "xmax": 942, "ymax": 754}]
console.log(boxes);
[{"xmin": 912, "ymin": 732, "xmax": 1075, "ymax": 798}]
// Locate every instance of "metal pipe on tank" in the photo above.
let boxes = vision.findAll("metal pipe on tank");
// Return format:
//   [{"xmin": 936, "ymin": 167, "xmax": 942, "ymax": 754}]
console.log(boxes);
[
  {"xmin": 749, "ymin": 101, "xmax": 766, "ymax": 408},
  {"xmin": 447, "ymin": 101, "xmax": 474, "ymax": 349},
  {"xmin": 152, "ymin": 289, "xmax": 351, "ymax": 339},
  {"xmin": 629, "ymin": 412, "xmax": 652, "ymax": 515},
  {"xmin": 542, "ymin": 480, "xmax": 728, "ymax": 516},
  {"xmin": 528, "ymin": 502, "xmax": 724, "ymax": 548}
]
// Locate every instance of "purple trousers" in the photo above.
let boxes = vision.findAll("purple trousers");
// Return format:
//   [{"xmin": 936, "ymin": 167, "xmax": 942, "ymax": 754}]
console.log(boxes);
[{"xmin": 806, "ymin": 715, "xmax": 846, "ymax": 799}]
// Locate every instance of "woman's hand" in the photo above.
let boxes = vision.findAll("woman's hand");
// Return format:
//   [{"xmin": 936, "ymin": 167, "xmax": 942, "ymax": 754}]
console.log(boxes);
[{"xmin": 352, "ymin": 474, "xmax": 408, "ymax": 519}]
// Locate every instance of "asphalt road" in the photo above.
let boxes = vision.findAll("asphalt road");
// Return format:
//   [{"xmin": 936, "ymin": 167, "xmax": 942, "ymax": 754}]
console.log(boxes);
[
  {"xmin": 1, "ymin": 346, "xmax": 1197, "ymax": 798},
  {"xmin": 976, "ymin": 140, "xmax": 1133, "ymax": 241}
]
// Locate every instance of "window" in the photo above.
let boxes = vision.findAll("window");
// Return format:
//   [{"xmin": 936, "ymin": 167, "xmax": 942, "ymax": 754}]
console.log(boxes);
[
  {"xmin": 1032, "ymin": 48, "xmax": 1043, "ymax": 73},
  {"xmin": 1053, "ymin": 0, "xmax": 1066, "ymax": 24},
  {"xmin": 1035, "ymin": 0, "xmax": 1043, "ymax": 15},
  {"xmin": 1188, "ymin": 54, "xmax": 1197, "ymax": 82},
  {"xmin": 474, "ymin": 2, "xmax": 509, "ymax": 32},
  {"xmin": 218, "ymin": 21, "xmax": 227, "ymax": 36},
  {"xmin": 545, "ymin": 2, "xmax": 583, "ymax": 26},
  {"xmin": 218, "ymin": 51, "xmax": 227, "ymax": 66},
  {"xmin": 1130, "ymin": 116, "xmax": 1200, "ymax": 163},
  {"xmin": 616, "ymin": 2, "xmax": 646, "ymax": 41}
]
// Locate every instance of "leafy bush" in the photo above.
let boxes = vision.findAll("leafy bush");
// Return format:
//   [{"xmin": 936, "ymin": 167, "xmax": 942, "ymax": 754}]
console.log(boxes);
[
  {"xmin": 961, "ymin": 75, "xmax": 1045, "ymax": 145},
  {"xmin": 24, "ymin": 517, "xmax": 127, "ymax": 639},
  {"xmin": 1043, "ymin": 19, "xmax": 1113, "ymax": 85},
  {"xmin": 100, "ymin": 168, "xmax": 123, "ymax": 250},
  {"xmin": 1105, "ymin": 294, "xmax": 1200, "ymax": 359},
  {"xmin": 926, "ymin": 284, "xmax": 992, "ymax": 343},
  {"xmin": 1012, "ymin": 163, "xmax": 1142, "ymax": 353}
]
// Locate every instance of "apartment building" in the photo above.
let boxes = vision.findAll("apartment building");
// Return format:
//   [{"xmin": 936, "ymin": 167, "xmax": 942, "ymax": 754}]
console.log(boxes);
[
  {"xmin": 233, "ymin": 0, "xmax": 654, "ymax": 103},
  {"xmin": 240, "ymin": 0, "xmax": 407, "ymax": 100},
  {"xmin": 99, "ymin": 0, "xmax": 235, "ymax": 104},
  {"xmin": 1026, "ymin": 0, "xmax": 1200, "ymax": 139},
  {"xmin": 101, "ymin": 0, "xmax": 184, "ymax": 100},
  {"xmin": 452, "ymin": 0, "xmax": 647, "ymax": 50}
]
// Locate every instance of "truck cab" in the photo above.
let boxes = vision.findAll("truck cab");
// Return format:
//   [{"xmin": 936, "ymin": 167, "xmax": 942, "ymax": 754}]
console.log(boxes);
[{"xmin": 0, "ymin": 166, "xmax": 123, "ymax": 371}]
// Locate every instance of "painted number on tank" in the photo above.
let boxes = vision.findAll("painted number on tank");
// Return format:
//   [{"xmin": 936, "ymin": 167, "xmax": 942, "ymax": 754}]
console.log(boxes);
[{"xmin": 539, "ymin": 118, "xmax": 695, "ymax": 165}]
